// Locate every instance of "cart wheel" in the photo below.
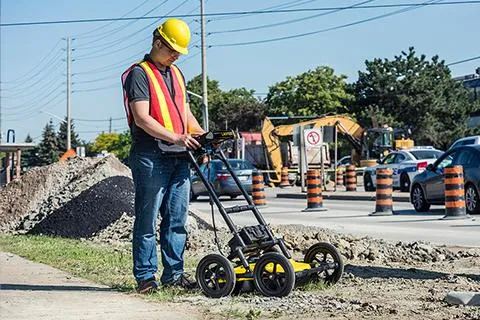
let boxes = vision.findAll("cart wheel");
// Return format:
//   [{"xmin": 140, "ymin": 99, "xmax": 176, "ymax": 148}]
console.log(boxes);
[
  {"xmin": 196, "ymin": 253, "xmax": 236, "ymax": 298},
  {"xmin": 253, "ymin": 252, "xmax": 295, "ymax": 297},
  {"xmin": 304, "ymin": 242, "xmax": 344, "ymax": 284}
]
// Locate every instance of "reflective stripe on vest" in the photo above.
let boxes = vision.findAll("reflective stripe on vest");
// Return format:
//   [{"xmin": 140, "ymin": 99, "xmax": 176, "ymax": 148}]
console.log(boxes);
[{"xmin": 122, "ymin": 61, "xmax": 187, "ymax": 134}]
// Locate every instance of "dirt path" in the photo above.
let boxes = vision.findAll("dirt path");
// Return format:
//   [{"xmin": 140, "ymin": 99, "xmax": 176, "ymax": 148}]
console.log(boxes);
[{"xmin": 0, "ymin": 251, "xmax": 205, "ymax": 320}]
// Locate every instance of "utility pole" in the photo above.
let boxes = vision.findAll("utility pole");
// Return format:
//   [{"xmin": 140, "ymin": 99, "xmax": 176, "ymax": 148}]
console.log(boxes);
[
  {"xmin": 200, "ymin": 0, "xmax": 209, "ymax": 131},
  {"xmin": 66, "ymin": 37, "xmax": 71, "ymax": 151},
  {"xmin": 109, "ymin": 117, "xmax": 112, "ymax": 133}
]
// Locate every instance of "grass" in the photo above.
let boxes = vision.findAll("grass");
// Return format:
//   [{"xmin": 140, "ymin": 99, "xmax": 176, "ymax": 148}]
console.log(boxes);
[
  {"xmin": 0, "ymin": 234, "xmax": 198, "ymax": 300},
  {"xmin": 0, "ymin": 234, "xmax": 330, "ymax": 318}
]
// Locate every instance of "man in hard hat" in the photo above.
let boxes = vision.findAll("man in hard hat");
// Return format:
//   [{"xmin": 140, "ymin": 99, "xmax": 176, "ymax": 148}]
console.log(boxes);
[{"xmin": 121, "ymin": 18, "xmax": 205, "ymax": 293}]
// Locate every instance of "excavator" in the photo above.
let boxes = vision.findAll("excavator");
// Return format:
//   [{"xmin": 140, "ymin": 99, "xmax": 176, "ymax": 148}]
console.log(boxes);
[{"xmin": 260, "ymin": 115, "xmax": 414, "ymax": 184}]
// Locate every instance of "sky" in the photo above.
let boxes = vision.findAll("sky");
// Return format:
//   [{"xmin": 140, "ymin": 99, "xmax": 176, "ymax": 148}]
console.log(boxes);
[{"xmin": 1, "ymin": 0, "xmax": 479, "ymax": 144}]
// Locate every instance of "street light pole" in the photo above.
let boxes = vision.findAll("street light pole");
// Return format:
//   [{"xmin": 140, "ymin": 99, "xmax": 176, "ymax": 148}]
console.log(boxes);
[
  {"xmin": 66, "ymin": 36, "xmax": 72, "ymax": 151},
  {"xmin": 200, "ymin": 0, "xmax": 209, "ymax": 131}
]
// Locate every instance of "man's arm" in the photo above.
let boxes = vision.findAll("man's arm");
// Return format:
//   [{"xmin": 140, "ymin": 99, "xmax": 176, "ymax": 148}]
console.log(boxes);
[
  {"xmin": 186, "ymin": 103, "xmax": 206, "ymax": 136},
  {"xmin": 130, "ymin": 100, "xmax": 200, "ymax": 149}
]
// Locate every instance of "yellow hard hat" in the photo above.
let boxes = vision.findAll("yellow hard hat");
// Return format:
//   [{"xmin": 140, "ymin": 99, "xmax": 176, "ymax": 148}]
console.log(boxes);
[{"xmin": 157, "ymin": 18, "xmax": 191, "ymax": 54}]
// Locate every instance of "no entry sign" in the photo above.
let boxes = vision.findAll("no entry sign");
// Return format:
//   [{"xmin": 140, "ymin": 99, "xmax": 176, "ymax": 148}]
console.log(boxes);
[{"xmin": 304, "ymin": 129, "xmax": 322, "ymax": 147}]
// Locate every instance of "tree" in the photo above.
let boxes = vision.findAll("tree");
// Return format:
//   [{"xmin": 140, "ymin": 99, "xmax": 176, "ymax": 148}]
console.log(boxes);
[
  {"xmin": 265, "ymin": 66, "xmax": 353, "ymax": 117},
  {"xmin": 21, "ymin": 134, "xmax": 39, "ymax": 168},
  {"xmin": 211, "ymin": 88, "xmax": 267, "ymax": 131},
  {"xmin": 57, "ymin": 117, "xmax": 80, "ymax": 151},
  {"xmin": 111, "ymin": 131, "xmax": 131, "ymax": 164},
  {"xmin": 350, "ymin": 47, "xmax": 476, "ymax": 149},
  {"xmin": 37, "ymin": 120, "xmax": 60, "ymax": 166},
  {"xmin": 90, "ymin": 133, "xmax": 120, "ymax": 154},
  {"xmin": 186, "ymin": 75, "xmax": 223, "ymax": 123}
]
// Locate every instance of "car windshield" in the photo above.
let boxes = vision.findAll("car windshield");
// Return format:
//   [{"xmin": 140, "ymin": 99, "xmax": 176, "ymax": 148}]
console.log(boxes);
[
  {"xmin": 214, "ymin": 160, "xmax": 254, "ymax": 171},
  {"xmin": 409, "ymin": 150, "xmax": 442, "ymax": 160}
]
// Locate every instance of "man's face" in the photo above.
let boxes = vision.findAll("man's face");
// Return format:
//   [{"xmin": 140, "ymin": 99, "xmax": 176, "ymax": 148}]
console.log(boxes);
[{"xmin": 155, "ymin": 38, "xmax": 181, "ymax": 66}]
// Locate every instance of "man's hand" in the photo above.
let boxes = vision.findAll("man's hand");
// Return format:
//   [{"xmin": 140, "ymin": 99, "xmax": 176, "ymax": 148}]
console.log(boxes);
[{"xmin": 173, "ymin": 134, "xmax": 201, "ymax": 150}]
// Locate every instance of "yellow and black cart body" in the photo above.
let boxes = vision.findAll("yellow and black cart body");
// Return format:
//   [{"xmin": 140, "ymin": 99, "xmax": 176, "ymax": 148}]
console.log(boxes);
[{"xmin": 188, "ymin": 131, "xmax": 344, "ymax": 298}]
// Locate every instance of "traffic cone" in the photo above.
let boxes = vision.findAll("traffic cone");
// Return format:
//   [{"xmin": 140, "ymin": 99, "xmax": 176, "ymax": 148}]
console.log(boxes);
[
  {"xmin": 442, "ymin": 165, "xmax": 471, "ymax": 220},
  {"xmin": 279, "ymin": 166, "xmax": 290, "ymax": 188},
  {"xmin": 302, "ymin": 169, "xmax": 327, "ymax": 212},
  {"xmin": 345, "ymin": 165, "xmax": 357, "ymax": 191},
  {"xmin": 336, "ymin": 166, "xmax": 345, "ymax": 187},
  {"xmin": 369, "ymin": 168, "xmax": 394, "ymax": 216},
  {"xmin": 252, "ymin": 171, "xmax": 267, "ymax": 207}
]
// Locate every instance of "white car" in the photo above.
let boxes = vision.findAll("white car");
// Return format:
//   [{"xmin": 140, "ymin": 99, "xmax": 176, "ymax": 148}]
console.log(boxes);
[
  {"xmin": 447, "ymin": 135, "xmax": 480, "ymax": 151},
  {"xmin": 363, "ymin": 147, "xmax": 443, "ymax": 192}
]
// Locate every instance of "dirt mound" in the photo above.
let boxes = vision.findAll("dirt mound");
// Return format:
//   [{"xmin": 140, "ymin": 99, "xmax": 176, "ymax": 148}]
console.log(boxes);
[{"xmin": 0, "ymin": 155, "xmax": 131, "ymax": 234}]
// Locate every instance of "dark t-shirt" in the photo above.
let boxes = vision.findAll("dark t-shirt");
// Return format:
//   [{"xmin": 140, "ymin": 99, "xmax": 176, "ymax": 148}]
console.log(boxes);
[{"xmin": 123, "ymin": 54, "xmax": 190, "ymax": 150}]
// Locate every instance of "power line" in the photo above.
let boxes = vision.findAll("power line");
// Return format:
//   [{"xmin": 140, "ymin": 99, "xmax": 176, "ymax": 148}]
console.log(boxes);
[
  {"xmin": 73, "ymin": 0, "xmax": 154, "ymax": 38},
  {"xmin": 210, "ymin": 0, "xmax": 375, "ymax": 35},
  {"xmin": 2, "ymin": 2, "xmax": 479, "ymax": 27},
  {"xmin": 73, "ymin": 0, "xmax": 190, "ymax": 61},
  {"xmin": 213, "ymin": 0, "xmax": 443, "ymax": 47},
  {"xmin": 75, "ymin": 0, "xmax": 170, "ymax": 48},
  {"xmin": 447, "ymin": 55, "xmax": 480, "ymax": 66},
  {"xmin": 75, "ymin": 117, "xmax": 124, "ymax": 122}
]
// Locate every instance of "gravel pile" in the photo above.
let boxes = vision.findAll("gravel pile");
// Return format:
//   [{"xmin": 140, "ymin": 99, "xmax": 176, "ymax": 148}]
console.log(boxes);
[{"xmin": 0, "ymin": 155, "xmax": 131, "ymax": 235}]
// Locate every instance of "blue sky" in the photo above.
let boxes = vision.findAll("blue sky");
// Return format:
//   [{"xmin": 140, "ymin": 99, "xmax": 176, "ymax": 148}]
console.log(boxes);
[{"xmin": 1, "ymin": 0, "xmax": 479, "ymax": 144}]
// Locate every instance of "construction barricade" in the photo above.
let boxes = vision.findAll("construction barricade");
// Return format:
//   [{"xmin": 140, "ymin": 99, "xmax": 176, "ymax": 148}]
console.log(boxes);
[
  {"xmin": 369, "ymin": 168, "xmax": 393, "ymax": 216},
  {"xmin": 345, "ymin": 165, "xmax": 357, "ymax": 191},
  {"xmin": 251, "ymin": 171, "xmax": 267, "ymax": 207},
  {"xmin": 302, "ymin": 169, "xmax": 327, "ymax": 212},
  {"xmin": 279, "ymin": 166, "xmax": 290, "ymax": 188},
  {"xmin": 443, "ymin": 165, "xmax": 470, "ymax": 220}
]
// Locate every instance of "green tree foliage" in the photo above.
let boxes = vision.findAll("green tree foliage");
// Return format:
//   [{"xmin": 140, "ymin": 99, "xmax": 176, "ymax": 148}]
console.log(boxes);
[
  {"xmin": 90, "ymin": 131, "xmax": 131, "ymax": 164},
  {"xmin": 90, "ymin": 133, "xmax": 120, "ymax": 154},
  {"xmin": 265, "ymin": 66, "xmax": 353, "ymax": 117},
  {"xmin": 21, "ymin": 134, "xmax": 39, "ymax": 168},
  {"xmin": 186, "ymin": 75, "xmax": 222, "ymax": 121},
  {"xmin": 57, "ymin": 117, "xmax": 80, "ymax": 151},
  {"xmin": 350, "ymin": 47, "xmax": 476, "ymax": 149},
  {"xmin": 37, "ymin": 121, "xmax": 60, "ymax": 166},
  {"xmin": 211, "ymin": 88, "xmax": 267, "ymax": 131},
  {"xmin": 111, "ymin": 131, "xmax": 131, "ymax": 164}
]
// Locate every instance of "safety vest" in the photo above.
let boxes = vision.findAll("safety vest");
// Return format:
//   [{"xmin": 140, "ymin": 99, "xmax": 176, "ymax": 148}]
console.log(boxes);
[{"xmin": 121, "ymin": 60, "xmax": 187, "ymax": 134}]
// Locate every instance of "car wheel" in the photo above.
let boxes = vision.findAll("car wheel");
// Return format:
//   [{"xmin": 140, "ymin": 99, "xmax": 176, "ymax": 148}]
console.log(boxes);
[
  {"xmin": 465, "ymin": 184, "xmax": 480, "ymax": 215},
  {"xmin": 411, "ymin": 184, "xmax": 430, "ymax": 212},
  {"xmin": 400, "ymin": 173, "xmax": 411, "ymax": 192},
  {"xmin": 364, "ymin": 173, "xmax": 376, "ymax": 191}
]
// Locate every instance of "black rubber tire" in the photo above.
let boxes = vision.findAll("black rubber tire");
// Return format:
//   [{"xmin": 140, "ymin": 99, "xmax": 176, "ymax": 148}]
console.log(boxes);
[
  {"xmin": 196, "ymin": 253, "xmax": 236, "ymax": 298},
  {"xmin": 364, "ymin": 173, "xmax": 376, "ymax": 191},
  {"xmin": 411, "ymin": 184, "xmax": 430, "ymax": 212},
  {"xmin": 400, "ymin": 173, "xmax": 411, "ymax": 192},
  {"xmin": 304, "ymin": 242, "xmax": 344, "ymax": 284},
  {"xmin": 465, "ymin": 183, "xmax": 480, "ymax": 215},
  {"xmin": 253, "ymin": 252, "xmax": 295, "ymax": 297},
  {"xmin": 190, "ymin": 189, "xmax": 198, "ymax": 201}
]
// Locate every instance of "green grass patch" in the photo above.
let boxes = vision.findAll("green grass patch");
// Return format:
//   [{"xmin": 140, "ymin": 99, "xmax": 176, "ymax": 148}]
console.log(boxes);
[{"xmin": 0, "ymin": 234, "xmax": 199, "ymax": 301}]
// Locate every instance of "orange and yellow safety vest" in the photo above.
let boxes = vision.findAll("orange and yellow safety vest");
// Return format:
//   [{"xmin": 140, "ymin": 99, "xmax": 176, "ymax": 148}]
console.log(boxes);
[{"xmin": 121, "ymin": 60, "xmax": 187, "ymax": 134}]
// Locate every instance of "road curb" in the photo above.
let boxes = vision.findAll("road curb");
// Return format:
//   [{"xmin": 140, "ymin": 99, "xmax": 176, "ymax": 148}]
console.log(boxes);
[{"xmin": 276, "ymin": 193, "xmax": 410, "ymax": 203}]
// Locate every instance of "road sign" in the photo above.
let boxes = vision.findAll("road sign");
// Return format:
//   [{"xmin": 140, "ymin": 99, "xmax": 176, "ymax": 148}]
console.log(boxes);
[{"xmin": 304, "ymin": 129, "xmax": 322, "ymax": 147}]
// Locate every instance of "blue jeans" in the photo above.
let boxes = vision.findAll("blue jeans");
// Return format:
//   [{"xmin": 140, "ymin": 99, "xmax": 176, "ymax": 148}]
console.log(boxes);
[{"xmin": 130, "ymin": 148, "xmax": 190, "ymax": 284}]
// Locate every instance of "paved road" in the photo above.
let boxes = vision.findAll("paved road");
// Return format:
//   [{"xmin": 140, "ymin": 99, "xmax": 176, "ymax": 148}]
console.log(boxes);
[{"xmin": 189, "ymin": 189, "xmax": 479, "ymax": 248}]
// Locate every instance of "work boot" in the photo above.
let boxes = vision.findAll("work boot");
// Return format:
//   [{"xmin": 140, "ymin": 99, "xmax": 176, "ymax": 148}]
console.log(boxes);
[
  {"xmin": 136, "ymin": 277, "xmax": 158, "ymax": 294},
  {"xmin": 164, "ymin": 273, "xmax": 198, "ymax": 290}
]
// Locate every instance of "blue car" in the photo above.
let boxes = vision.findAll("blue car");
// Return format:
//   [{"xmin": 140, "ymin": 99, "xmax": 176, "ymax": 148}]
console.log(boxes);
[{"xmin": 190, "ymin": 159, "xmax": 255, "ymax": 200}]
